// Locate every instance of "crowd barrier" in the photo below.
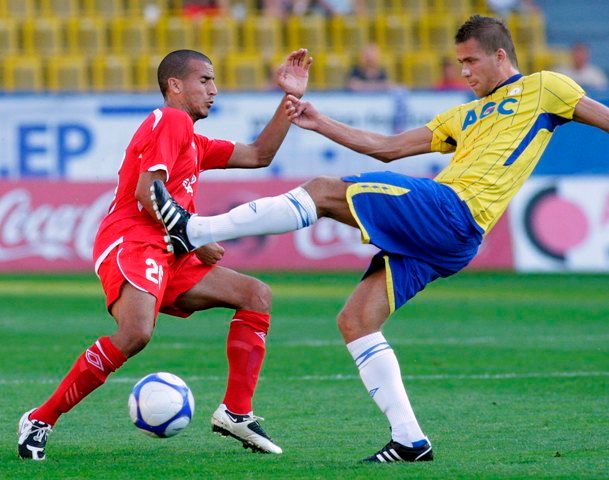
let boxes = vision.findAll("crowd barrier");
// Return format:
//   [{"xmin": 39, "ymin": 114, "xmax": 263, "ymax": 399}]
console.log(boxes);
[{"xmin": 0, "ymin": 176, "xmax": 606, "ymax": 272}]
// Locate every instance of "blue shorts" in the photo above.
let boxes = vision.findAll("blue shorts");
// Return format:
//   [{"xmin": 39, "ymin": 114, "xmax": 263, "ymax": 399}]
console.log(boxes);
[{"xmin": 342, "ymin": 171, "xmax": 483, "ymax": 312}]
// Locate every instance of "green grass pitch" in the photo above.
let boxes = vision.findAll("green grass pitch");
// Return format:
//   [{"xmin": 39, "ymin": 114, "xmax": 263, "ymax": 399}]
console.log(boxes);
[{"xmin": 1, "ymin": 271, "xmax": 608, "ymax": 479}]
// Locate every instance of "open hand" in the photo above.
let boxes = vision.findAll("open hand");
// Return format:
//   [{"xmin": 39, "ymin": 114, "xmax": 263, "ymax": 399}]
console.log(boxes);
[{"xmin": 277, "ymin": 49, "xmax": 313, "ymax": 98}]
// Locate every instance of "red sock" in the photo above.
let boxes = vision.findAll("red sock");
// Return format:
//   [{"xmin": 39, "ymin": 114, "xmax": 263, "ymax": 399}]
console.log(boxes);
[
  {"xmin": 31, "ymin": 336, "xmax": 127, "ymax": 426},
  {"xmin": 223, "ymin": 310, "xmax": 270, "ymax": 414}
]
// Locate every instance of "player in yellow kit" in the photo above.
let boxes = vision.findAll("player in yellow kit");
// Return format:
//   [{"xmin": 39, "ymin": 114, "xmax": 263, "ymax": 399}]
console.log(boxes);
[
  {"xmin": 151, "ymin": 15, "xmax": 609, "ymax": 462},
  {"xmin": 428, "ymin": 69, "xmax": 584, "ymax": 232}
]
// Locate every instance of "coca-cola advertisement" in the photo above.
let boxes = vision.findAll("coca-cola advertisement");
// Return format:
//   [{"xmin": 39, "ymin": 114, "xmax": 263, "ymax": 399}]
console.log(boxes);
[
  {"xmin": 0, "ymin": 182, "xmax": 114, "ymax": 271},
  {"xmin": 0, "ymin": 180, "xmax": 514, "ymax": 272}
]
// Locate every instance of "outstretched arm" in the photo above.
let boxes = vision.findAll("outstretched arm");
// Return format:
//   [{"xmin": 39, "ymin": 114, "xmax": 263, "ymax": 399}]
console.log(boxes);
[
  {"xmin": 226, "ymin": 49, "xmax": 312, "ymax": 169},
  {"xmin": 285, "ymin": 94, "xmax": 432, "ymax": 162},
  {"xmin": 573, "ymin": 95, "xmax": 609, "ymax": 134}
]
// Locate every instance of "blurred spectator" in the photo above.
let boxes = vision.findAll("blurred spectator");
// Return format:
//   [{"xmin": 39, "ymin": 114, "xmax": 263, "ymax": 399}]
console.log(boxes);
[
  {"xmin": 557, "ymin": 43, "xmax": 608, "ymax": 91},
  {"xmin": 347, "ymin": 44, "xmax": 391, "ymax": 92},
  {"xmin": 307, "ymin": 0, "xmax": 365, "ymax": 16},
  {"xmin": 143, "ymin": 2, "xmax": 162, "ymax": 24},
  {"xmin": 434, "ymin": 58, "xmax": 469, "ymax": 91},
  {"xmin": 182, "ymin": 0, "xmax": 229, "ymax": 18},
  {"xmin": 263, "ymin": 0, "xmax": 364, "ymax": 19},
  {"xmin": 486, "ymin": 0, "xmax": 538, "ymax": 16}
]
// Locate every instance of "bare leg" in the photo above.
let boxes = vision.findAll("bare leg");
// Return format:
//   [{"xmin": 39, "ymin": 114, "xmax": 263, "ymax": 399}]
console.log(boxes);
[
  {"xmin": 25, "ymin": 283, "xmax": 153, "ymax": 432},
  {"xmin": 110, "ymin": 284, "xmax": 157, "ymax": 357},
  {"xmin": 337, "ymin": 266, "xmax": 390, "ymax": 342},
  {"xmin": 172, "ymin": 266, "xmax": 280, "ymax": 453},
  {"xmin": 173, "ymin": 266, "xmax": 271, "ymax": 313},
  {"xmin": 339, "ymin": 266, "xmax": 429, "ymax": 449}
]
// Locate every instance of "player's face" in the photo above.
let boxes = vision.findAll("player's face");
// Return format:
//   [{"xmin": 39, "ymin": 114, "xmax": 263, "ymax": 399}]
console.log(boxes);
[
  {"xmin": 180, "ymin": 59, "xmax": 218, "ymax": 120},
  {"xmin": 456, "ymin": 38, "xmax": 504, "ymax": 98}
]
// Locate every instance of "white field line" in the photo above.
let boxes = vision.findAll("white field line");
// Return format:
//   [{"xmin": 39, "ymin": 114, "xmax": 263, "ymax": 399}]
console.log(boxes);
[
  {"xmin": 155, "ymin": 334, "xmax": 609, "ymax": 350},
  {"xmin": 2, "ymin": 371, "xmax": 609, "ymax": 385}
]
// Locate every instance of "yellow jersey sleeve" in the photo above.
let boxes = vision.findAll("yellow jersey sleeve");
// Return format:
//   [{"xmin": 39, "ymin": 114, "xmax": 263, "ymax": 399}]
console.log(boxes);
[
  {"xmin": 541, "ymin": 71, "xmax": 585, "ymax": 119},
  {"xmin": 426, "ymin": 104, "xmax": 461, "ymax": 153}
]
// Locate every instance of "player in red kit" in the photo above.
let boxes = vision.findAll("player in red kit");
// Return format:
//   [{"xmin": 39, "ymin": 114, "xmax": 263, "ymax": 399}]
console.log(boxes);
[{"xmin": 17, "ymin": 48, "xmax": 312, "ymax": 460}]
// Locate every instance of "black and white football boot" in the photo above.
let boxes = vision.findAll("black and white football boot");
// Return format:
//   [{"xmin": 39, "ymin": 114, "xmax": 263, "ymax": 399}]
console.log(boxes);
[
  {"xmin": 362, "ymin": 439, "xmax": 433, "ymax": 463},
  {"xmin": 211, "ymin": 404, "xmax": 282, "ymax": 454},
  {"xmin": 150, "ymin": 180, "xmax": 196, "ymax": 255},
  {"xmin": 17, "ymin": 409, "xmax": 52, "ymax": 461}
]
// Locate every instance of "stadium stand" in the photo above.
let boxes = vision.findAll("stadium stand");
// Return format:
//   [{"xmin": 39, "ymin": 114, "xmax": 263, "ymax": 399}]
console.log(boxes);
[
  {"xmin": 373, "ymin": 14, "xmax": 415, "ymax": 55},
  {"xmin": 22, "ymin": 17, "xmax": 63, "ymax": 57},
  {"xmin": 0, "ymin": 0, "xmax": 37, "ymax": 18},
  {"xmin": 197, "ymin": 15, "xmax": 239, "ymax": 56},
  {"xmin": 47, "ymin": 55, "xmax": 89, "ymax": 91},
  {"xmin": 400, "ymin": 51, "xmax": 441, "ymax": 88},
  {"xmin": 310, "ymin": 52, "xmax": 351, "ymax": 90},
  {"xmin": 329, "ymin": 15, "xmax": 370, "ymax": 54},
  {"xmin": 110, "ymin": 17, "xmax": 151, "ymax": 55},
  {"xmin": 223, "ymin": 52, "xmax": 266, "ymax": 90},
  {"xmin": 91, "ymin": 54, "xmax": 133, "ymax": 91},
  {"xmin": 82, "ymin": 0, "xmax": 125, "ymax": 18},
  {"xmin": 0, "ymin": 17, "xmax": 18, "ymax": 56},
  {"xmin": 2, "ymin": 55, "xmax": 43, "ymax": 91},
  {"xmin": 40, "ymin": 0, "xmax": 80, "ymax": 17},
  {"xmin": 126, "ymin": 0, "xmax": 169, "ymax": 17},
  {"xmin": 66, "ymin": 17, "xmax": 108, "ymax": 56},
  {"xmin": 154, "ymin": 16, "xmax": 196, "ymax": 53},
  {"xmin": 241, "ymin": 15, "xmax": 283, "ymax": 58},
  {"xmin": 507, "ymin": 12, "xmax": 545, "ymax": 51},
  {"xmin": 134, "ymin": 53, "xmax": 165, "ymax": 91},
  {"xmin": 286, "ymin": 15, "xmax": 327, "ymax": 54},
  {"xmin": 417, "ymin": 15, "xmax": 458, "ymax": 51},
  {"xmin": 0, "ymin": 0, "xmax": 592, "ymax": 92}
]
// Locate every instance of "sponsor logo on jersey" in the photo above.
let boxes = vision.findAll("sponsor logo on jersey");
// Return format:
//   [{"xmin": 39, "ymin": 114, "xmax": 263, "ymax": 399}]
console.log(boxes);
[
  {"xmin": 461, "ymin": 97, "xmax": 519, "ymax": 131},
  {"xmin": 182, "ymin": 174, "xmax": 197, "ymax": 195}
]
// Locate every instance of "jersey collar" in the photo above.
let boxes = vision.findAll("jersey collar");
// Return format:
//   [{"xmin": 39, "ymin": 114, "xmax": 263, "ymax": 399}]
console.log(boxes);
[{"xmin": 488, "ymin": 73, "xmax": 523, "ymax": 96}]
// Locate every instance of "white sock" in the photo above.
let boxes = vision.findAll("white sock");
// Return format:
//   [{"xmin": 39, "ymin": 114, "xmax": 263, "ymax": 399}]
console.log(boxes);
[
  {"xmin": 186, "ymin": 187, "xmax": 318, "ymax": 248},
  {"xmin": 347, "ymin": 332, "xmax": 427, "ymax": 447}
]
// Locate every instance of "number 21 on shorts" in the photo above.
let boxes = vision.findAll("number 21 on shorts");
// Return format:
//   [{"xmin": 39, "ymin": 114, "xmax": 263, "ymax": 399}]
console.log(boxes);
[{"xmin": 145, "ymin": 258, "xmax": 164, "ymax": 286}]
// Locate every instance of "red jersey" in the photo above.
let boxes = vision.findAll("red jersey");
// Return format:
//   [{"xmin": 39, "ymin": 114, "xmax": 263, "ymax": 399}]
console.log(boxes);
[{"xmin": 93, "ymin": 107, "xmax": 234, "ymax": 271}]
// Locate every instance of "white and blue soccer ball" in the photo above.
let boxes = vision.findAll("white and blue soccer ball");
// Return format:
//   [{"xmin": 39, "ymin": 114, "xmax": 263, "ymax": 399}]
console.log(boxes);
[{"xmin": 128, "ymin": 372, "xmax": 194, "ymax": 438}]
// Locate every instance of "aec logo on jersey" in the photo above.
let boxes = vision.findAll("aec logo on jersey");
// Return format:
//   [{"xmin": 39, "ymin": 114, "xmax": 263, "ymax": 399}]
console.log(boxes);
[{"xmin": 461, "ymin": 97, "xmax": 518, "ymax": 131}]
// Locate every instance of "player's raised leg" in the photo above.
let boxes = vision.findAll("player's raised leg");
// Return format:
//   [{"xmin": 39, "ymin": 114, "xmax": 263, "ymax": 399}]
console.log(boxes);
[
  {"xmin": 338, "ymin": 266, "xmax": 433, "ymax": 463},
  {"xmin": 173, "ymin": 265, "xmax": 281, "ymax": 454},
  {"xmin": 151, "ymin": 176, "xmax": 354, "ymax": 253},
  {"xmin": 18, "ymin": 284, "xmax": 155, "ymax": 460}
]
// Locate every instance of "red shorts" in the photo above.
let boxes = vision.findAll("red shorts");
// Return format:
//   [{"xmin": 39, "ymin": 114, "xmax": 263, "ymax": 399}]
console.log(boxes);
[{"xmin": 96, "ymin": 241, "xmax": 215, "ymax": 318}]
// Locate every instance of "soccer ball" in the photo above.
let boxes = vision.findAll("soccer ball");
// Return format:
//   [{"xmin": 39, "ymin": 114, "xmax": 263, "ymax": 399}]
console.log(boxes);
[{"xmin": 128, "ymin": 372, "xmax": 195, "ymax": 438}]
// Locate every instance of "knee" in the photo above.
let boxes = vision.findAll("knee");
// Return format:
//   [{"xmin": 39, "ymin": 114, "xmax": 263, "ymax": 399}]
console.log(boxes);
[
  {"xmin": 302, "ymin": 176, "xmax": 346, "ymax": 216},
  {"xmin": 337, "ymin": 307, "xmax": 381, "ymax": 343},
  {"xmin": 116, "ymin": 320, "xmax": 154, "ymax": 357},
  {"xmin": 337, "ymin": 308, "xmax": 361, "ymax": 341},
  {"xmin": 240, "ymin": 279, "xmax": 272, "ymax": 313},
  {"xmin": 302, "ymin": 176, "xmax": 334, "ymax": 202}
]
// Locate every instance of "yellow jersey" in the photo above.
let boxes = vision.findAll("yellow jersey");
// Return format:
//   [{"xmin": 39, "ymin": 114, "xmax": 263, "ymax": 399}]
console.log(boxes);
[{"xmin": 426, "ymin": 71, "xmax": 585, "ymax": 233}]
